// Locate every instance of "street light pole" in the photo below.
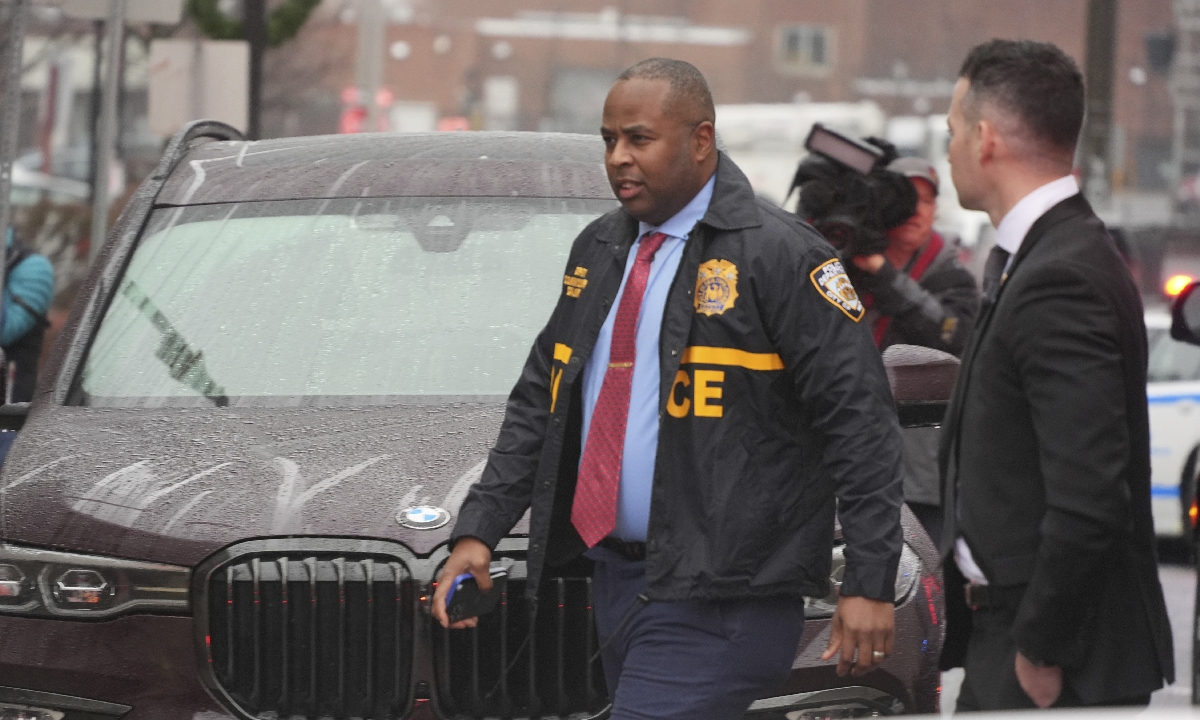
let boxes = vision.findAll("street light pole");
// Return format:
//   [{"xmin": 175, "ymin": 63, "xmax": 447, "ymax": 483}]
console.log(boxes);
[
  {"xmin": 1080, "ymin": 0, "xmax": 1118, "ymax": 205},
  {"xmin": 89, "ymin": 0, "xmax": 126, "ymax": 265},
  {"xmin": 0, "ymin": 0, "xmax": 31, "ymax": 291}
]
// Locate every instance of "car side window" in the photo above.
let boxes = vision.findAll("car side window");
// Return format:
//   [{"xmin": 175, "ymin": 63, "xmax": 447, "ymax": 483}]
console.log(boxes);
[{"xmin": 1148, "ymin": 328, "xmax": 1200, "ymax": 383}]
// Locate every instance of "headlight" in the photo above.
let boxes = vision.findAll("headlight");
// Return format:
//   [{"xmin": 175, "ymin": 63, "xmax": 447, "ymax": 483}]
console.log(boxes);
[
  {"xmin": 804, "ymin": 544, "xmax": 921, "ymax": 619},
  {"xmin": 0, "ymin": 543, "xmax": 189, "ymax": 619}
]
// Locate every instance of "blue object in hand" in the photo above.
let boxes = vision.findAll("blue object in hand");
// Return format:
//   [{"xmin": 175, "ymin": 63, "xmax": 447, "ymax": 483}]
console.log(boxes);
[{"xmin": 444, "ymin": 566, "xmax": 508, "ymax": 624}]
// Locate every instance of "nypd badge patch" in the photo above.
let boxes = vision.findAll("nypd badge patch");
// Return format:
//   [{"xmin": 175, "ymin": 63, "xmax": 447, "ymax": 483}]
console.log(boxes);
[
  {"xmin": 695, "ymin": 259, "xmax": 739, "ymax": 316},
  {"xmin": 810, "ymin": 258, "xmax": 865, "ymax": 321}
]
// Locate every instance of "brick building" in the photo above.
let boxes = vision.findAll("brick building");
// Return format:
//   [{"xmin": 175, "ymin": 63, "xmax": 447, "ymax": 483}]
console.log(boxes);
[{"xmin": 267, "ymin": 0, "xmax": 1175, "ymax": 189}]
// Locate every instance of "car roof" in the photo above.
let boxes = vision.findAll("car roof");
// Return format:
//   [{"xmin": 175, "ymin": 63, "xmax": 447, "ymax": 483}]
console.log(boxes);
[{"xmin": 156, "ymin": 131, "xmax": 613, "ymax": 205}]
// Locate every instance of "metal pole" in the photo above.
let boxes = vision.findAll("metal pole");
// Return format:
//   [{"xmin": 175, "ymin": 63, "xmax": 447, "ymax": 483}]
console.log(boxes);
[
  {"xmin": 0, "ymin": 0, "xmax": 31, "ymax": 292},
  {"xmin": 89, "ymin": 0, "xmax": 125, "ymax": 265},
  {"xmin": 115, "ymin": 22, "xmax": 126, "ymax": 160},
  {"xmin": 88, "ymin": 19, "xmax": 101, "ymax": 203},
  {"xmin": 1080, "ymin": 0, "xmax": 1118, "ymax": 204},
  {"xmin": 1170, "ymin": 0, "xmax": 1200, "ymax": 226},
  {"xmin": 356, "ymin": 0, "xmax": 384, "ymax": 132},
  {"xmin": 245, "ymin": 0, "xmax": 266, "ymax": 140}
]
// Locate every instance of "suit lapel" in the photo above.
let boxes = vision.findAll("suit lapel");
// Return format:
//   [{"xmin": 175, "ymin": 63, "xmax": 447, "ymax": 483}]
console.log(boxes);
[
  {"xmin": 946, "ymin": 193, "xmax": 1092, "ymax": 433},
  {"xmin": 1001, "ymin": 194, "xmax": 1092, "ymax": 282}
]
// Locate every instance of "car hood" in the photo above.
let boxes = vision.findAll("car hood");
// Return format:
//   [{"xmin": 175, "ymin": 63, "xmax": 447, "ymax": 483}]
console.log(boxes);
[{"xmin": 0, "ymin": 402, "xmax": 516, "ymax": 567}]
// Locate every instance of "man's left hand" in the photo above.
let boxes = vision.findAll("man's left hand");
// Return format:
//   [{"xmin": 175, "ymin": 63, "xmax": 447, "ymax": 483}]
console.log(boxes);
[
  {"xmin": 1015, "ymin": 651, "xmax": 1062, "ymax": 708},
  {"xmin": 851, "ymin": 254, "xmax": 886, "ymax": 273},
  {"xmin": 821, "ymin": 595, "xmax": 894, "ymax": 676}
]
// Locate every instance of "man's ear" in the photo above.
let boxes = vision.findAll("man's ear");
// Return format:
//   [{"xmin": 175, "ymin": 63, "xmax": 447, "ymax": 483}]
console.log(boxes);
[
  {"xmin": 692, "ymin": 121, "xmax": 716, "ymax": 163},
  {"xmin": 976, "ymin": 118, "xmax": 998, "ymax": 167}
]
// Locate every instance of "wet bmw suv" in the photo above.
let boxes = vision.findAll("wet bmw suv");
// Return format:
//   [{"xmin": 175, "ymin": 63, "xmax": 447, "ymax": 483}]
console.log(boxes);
[{"xmin": 0, "ymin": 123, "xmax": 944, "ymax": 720}]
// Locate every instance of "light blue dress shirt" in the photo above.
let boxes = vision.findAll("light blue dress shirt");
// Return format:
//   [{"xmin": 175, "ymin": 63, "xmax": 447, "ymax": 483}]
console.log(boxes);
[{"xmin": 580, "ymin": 174, "xmax": 716, "ymax": 542}]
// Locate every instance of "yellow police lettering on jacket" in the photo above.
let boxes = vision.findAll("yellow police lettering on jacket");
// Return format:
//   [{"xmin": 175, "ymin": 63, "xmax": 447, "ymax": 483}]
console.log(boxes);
[
  {"xmin": 666, "ymin": 346, "xmax": 785, "ymax": 418},
  {"xmin": 550, "ymin": 343, "xmax": 572, "ymax": 412},
  {"xmin": 667, "ymin": 371, "xmax": 691, "ymax": 418},
  {"xmin": 809, "ymin": 259, "xmax": 865, "ymax": 321},
  {"xmin": 693, "ymin": 370, "xmax": 724, "ymax": 417},
  {"xmin": 563, "ymin": 266, "xmax": 589, "ymax": 298},
  {"xmin": 695, "ymin": 259, "xmax": 739, "ymax": 316}
]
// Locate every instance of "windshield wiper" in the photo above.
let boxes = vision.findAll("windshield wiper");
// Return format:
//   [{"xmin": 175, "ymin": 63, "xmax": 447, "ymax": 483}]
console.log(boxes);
[{"xmin": 120, "ymin": 279, "xmax": 230, "ymax": 407}]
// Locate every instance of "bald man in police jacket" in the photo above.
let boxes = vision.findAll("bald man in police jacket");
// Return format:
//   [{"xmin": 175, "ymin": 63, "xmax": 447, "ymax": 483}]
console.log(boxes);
[{"xmin": 432, "ymin": 58, "xmax": 906, "ymax": 719}]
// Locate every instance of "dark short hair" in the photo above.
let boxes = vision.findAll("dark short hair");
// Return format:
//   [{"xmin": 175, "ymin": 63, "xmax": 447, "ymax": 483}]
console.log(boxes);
[
  {"xmin": 617, "ymin": 57, "xmax": 715, "ymax": 125},
  {"xmin": 958, "ymin": 40, "xmax": 1084, "ymax": 155}
]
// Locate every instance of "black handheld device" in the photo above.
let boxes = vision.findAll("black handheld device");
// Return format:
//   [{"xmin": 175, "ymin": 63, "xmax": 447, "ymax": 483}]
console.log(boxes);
[{"xmin": 445, "ymin": 565, "xmax": 508, "ymax": 624}]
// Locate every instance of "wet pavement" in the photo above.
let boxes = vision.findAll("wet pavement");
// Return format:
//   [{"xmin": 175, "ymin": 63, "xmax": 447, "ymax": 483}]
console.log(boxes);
[{"xmin": 940, "ymin": 551, "xmax": 1196, "ymax": 712}]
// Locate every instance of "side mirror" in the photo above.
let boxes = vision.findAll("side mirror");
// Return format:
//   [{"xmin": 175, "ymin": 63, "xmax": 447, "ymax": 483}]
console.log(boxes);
[{"xmin": 1171, "ymin": 281, "xmax": 1200, "ymax": 347}]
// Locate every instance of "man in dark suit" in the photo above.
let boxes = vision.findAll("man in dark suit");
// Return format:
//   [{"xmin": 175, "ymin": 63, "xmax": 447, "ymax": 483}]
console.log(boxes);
[{"xmin": 938, "ymin": 40, "xmax": 1174, "ymax": 709}]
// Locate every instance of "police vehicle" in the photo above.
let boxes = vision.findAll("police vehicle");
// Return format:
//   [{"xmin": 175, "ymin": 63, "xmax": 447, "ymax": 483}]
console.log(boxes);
[{"xmin": 1146, "ymin": 309, "xmax": 1200, "ymax": 537}]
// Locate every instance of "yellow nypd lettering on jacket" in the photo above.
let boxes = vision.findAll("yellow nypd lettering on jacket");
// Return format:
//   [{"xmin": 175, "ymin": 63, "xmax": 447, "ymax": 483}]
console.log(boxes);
[
  {"xmin": 562, "ymin": 266, "xmax": 589, "ymax": 298},
  {"xmin": 549, "ymin": 343, "xmax": 572, "ymax": 413}
]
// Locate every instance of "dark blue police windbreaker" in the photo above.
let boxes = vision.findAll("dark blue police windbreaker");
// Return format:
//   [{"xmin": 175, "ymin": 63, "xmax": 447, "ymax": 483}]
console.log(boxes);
[{"xmin": 452, "ymin": 153, "xmax": 904, "ymax": 603}]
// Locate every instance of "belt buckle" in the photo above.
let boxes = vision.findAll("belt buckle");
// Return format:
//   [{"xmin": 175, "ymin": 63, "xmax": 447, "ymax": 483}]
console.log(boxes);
[{"xmin": 600, "ymin": 537, "xmax": 645, "ymax": 561}]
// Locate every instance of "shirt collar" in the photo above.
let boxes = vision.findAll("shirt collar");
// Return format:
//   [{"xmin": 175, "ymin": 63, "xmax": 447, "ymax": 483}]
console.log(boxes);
[
  {"xmin": 993, "ymin": 175, "xmax": 1079, "ymax": 256},
  {"xmin": 637, "ymin": 173, "xmax": 716, "ymax": 241}
]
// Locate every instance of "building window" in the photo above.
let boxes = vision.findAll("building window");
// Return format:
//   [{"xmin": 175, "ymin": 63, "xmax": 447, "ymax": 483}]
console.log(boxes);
[{"xmin": 776, "ymin": 25, "xmax": 833, "ymax": 76}]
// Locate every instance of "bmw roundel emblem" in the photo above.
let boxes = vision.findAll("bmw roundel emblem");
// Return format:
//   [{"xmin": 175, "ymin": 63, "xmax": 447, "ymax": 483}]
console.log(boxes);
[{"xmin": 398, "ymin": 505, "xmax": 451, "ymax": 530}]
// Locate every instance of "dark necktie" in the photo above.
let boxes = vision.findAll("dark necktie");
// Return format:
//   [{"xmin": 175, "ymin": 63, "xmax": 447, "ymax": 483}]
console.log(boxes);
[
  {"xmin": 572, "ymin": 232, "xmax": 670, "ymax": 547},
  {"xmin": 981, "ymin": 245, "xmax": 1011, "ymax": 304}
]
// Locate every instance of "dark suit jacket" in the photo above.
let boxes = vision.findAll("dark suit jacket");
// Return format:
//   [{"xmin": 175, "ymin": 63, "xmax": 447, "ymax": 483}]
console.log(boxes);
[{"xmin": 938, "ymin": 194, "xmax": 1174, "ymax": 701}]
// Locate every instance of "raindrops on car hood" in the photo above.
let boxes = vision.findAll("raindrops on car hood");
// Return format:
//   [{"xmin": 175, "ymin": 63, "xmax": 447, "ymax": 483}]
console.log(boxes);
[{"xmin": 0, "ymin": 402, "xmax": 510, "ymax": 566}]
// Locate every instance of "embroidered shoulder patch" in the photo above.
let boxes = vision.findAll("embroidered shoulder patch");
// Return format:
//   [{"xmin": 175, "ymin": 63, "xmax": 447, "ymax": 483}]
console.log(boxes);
[
  {"xmin": 810, "ymin": 259, "xmax": 864, "ymax": 321},
  {"xmin": 695, "ymin": 259, "xmax": 739, "ymax": 316}
]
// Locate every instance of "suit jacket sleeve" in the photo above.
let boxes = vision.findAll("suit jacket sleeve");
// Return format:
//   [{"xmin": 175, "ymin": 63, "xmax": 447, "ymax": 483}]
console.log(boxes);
[
  {"xmin": 1005, "ymin": 263, "xmax": 1133, "ymax": 667},
  {"xmin": 449, "ymin": 264, "xmax": 570, "ymax": 549},
  {"xmin": 762, "ymin": 243, "xmax": 905, "ymax": 601}
]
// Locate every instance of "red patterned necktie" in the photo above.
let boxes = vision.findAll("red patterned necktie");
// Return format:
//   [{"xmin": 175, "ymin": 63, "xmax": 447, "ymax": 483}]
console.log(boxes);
[{"xmin": 571, "ymin": 231, "xmax": 670, "ymax": 547}]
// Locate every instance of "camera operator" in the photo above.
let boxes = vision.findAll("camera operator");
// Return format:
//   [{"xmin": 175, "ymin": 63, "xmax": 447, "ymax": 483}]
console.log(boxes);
[
  {"xmin": 791, "ymin": 140, "xmax": 979, "ymax": 546},
  {"xmin": 846, "ymin": 158, "xmax": 980, "ymax": 356}
]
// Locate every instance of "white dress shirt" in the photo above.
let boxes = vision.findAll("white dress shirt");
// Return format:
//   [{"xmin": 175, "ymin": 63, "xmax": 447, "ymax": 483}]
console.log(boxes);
[
  {"xmin": 580, "ymin": 174, "xmax": 715, "ymax": 541},
  {"xmin": 955, "ymin": 174, "xmax": 1080, "ymax": 586},
  {"xmin": 993, "ymin": 174, "xmax": 1080, "ymax": 271}
]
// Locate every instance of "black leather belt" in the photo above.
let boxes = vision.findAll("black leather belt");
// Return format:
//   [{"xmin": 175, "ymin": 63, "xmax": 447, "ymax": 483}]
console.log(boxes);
[{"xmin": 598, "ymin": 537, "xmax": 647, "ymax": 561}]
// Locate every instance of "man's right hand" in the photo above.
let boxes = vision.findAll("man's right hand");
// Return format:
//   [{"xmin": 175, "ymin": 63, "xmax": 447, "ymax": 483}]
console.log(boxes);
[{"xmin": 432, "ymin": 537, "xmax": 493, "ymax": 629}]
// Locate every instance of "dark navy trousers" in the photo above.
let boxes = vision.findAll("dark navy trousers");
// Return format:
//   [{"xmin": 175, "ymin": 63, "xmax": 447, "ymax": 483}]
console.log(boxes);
[{"xmin": 588, "ymin": 547, "xmax": 806, "ymax": 720}]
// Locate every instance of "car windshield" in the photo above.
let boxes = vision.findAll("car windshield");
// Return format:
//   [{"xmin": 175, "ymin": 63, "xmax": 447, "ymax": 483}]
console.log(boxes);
[
  {"xmin": 73, "ymin": 196, "xmax": 616, "ymax": 407},
  {"xmin": 1147, "ymin": 326, "xmax": 1200, "ymax": 383}
]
